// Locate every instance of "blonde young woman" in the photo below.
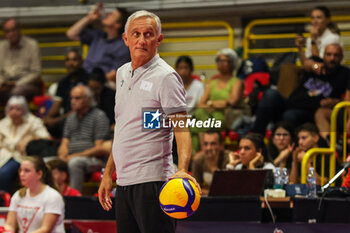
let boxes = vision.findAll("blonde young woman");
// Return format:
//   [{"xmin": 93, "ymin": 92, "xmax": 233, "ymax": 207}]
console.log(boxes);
[{"xmin": 4, "ymin": 156, "xmax": 65, "ymax": 233}]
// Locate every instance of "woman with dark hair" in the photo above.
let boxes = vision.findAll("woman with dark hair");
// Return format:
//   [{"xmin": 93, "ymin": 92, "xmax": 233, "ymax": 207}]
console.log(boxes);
[
  {"xmin": 227, "ymin": 133, "xmax": 275, "ymax": 170},
  {"xmin": 267, "ymin": 121, "xmax": 295, "ymax": 168},
  {"xmin": 175, "ymin": 55, "xmax": 204, "ymax": 115},
  {"xmin": 296, "ymin": 5, "xmax": 340, "ymax": 64},
  {"xmin": 4, "ymin": 156, "xmax": 65, "ymax": 233}
]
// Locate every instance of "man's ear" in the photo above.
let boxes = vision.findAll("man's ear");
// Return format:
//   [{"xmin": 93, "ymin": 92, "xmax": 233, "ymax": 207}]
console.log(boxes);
[
  {"xmin": 157, "ymin": 34, "xmax": 164, "ymax": 43},
  {"xmin": 122, "ymin": 33, "xmax": 129, "ymax": 47}
]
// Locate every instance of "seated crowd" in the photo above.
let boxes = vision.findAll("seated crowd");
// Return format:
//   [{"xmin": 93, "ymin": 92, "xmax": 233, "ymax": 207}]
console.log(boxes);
[{"xmin": 1, "ymin": 5, "xmax": 350, "ymax": 209}]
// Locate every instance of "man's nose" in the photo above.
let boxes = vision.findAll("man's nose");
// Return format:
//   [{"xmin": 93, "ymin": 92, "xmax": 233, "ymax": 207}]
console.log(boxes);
[{"xmin": 139, "ymin": 35, "xmax": 146, "ymax": 44}]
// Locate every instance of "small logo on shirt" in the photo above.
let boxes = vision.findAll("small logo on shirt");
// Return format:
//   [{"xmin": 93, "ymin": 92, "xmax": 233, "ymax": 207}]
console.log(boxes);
[
  {"xmin": 143, "ymin": 109, "xmax": 161, "ymax": 129},
  {"xmin": 140, "ymin": 80, "xmax": 153, "ymax": 92},
  {"xmin": 121, "ymin": 80, "xmax": 124, "ymax": 87}
]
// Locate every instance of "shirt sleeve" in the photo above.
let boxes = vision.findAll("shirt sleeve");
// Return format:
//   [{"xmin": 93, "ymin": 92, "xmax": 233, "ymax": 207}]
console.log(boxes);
[
  {"xmin": 305, "ymin": 37, "xmax": 312, "ymax": 58},
  {"xmin": 31, "ymin": 116, "xmax": 51, "ymax": 139},
  {"xmin": 16, "ymin": 40, "xmax": 41, "ymax": 86},
  {"xmin": 80, "ymin": 29, "xmax": 99, "ymax": 45},
  {"xmin": 93, "ymin": 110, "xmax": 110, "ymax": 140},
  {"xmin": 8, "ymin": 191, "xmax": 19, "ymax": 212},
  {"xmin": 43, "ymin": 189, "xmax": 64, "ymax": 215},
  {"xmin": 62, "ymin": 115, "xmax": 73, "ymax": 138},
  {"xmin": 159, "ymin": 72, "xmax": 187, "ymax": 115}
]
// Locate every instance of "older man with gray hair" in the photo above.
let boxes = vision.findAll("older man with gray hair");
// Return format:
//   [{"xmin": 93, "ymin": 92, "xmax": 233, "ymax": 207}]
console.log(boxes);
[
  {"xmin": 98, "ymin": 10, "xmax": 200, "ymax": 233},
  {"xmin": 58, "ymin": 85, "xmax": 110, "ymax": 192}
]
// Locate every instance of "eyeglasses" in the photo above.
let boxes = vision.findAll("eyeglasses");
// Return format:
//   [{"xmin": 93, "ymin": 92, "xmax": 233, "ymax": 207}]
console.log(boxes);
[
  {"xmin": 216, "ymin": 59, "xmax": 231, "ymax": 63},
  {"xmin": 274, "ymin": 133, "xmax": 290, "ymax": 138},
  {"xmin": 71, "ymin": 96, "xmax": 84, "ymax": 100},
  {"xmin": 3, "ymin": 28, "xmax": 18, "ymax": 33}
]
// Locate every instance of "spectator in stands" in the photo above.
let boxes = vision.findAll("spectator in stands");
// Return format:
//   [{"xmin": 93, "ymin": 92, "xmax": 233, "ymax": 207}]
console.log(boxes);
[
  {"xmin": 0, "ymin": 96, "xmax": 51, "ymax": 193},
  {"xmin": 44, "ymin": 48, "xmax": 88, "ymax": 138},
  {"xmin": 252, "ymin": 43, "xmax": 350, "ymax": 135},
  {"xmin": 0, "ymin": 18, "xmax": 42, "ymax": 106},
  {"xmin": 195, "ymin": 48, "xmax": 244, "ymax": 128},
  {"xmin": 4, "ymin": 156, "xmax": 65, "ymax": 233},
  {"xmin": 289, "ymin": 123, "xmax": 329, "ymax": 185},
  {"xmin": 191, "ymin": 131, "xmax": 230, "ymax": 195},
  {"xmin": 267, "ymin": 121, "xmax": 295, "ymax": 169},
  {"xmin": 88, "ymin": 67, "xmax": 116, "ymax": 126},
  {"xmin": 58, "ymin": 85, "xmax": 109, "ymax": 192},
  {"xmin": 193, "ymin": 48, "xmax": 246, "ymax": 152},
  {"xmin": 66, "ymin": 6, "xmax": 130, "ymax": 89},
  {"xmin": 175, "ymin": 55, "xmax": 204, "ymax": 115},
  {"xmin": 296, "ymin": 6, "xmax": 340, "ymax": 64},
  {"xmin": 227, "ymin": 133, "xmax": 275, "ymax": 170},
  {"xmin": 46, "ymin": 158, "xmax": 82, "ymax": 196}
]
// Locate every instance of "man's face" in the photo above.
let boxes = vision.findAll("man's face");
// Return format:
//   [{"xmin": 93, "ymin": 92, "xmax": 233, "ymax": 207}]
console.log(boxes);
[
  {"xmin": 298, "ymin": 131, "xmax": 318, "ymax": 152},
  {"xmin": 102, "ymin": 10, "xmax": 122, "ymax": 34},
  {"xmin": 203, "ymin": 133, "xmax": 223, "ymax": 160},
  {"xmin": 3, "ymin": 19, "xmax": 21, "ymax": 46},
  {"xmin": 70, "ymin": 87, "xmax": 89, "ymax": 112},
  {"xmin": 88, "ymin": 80, "xmax": 103, "ymax": 99},
  {"xmin": 65, "ymin": 51, "xmax": 82, "ymax": 74},
  {"xmin": 123, "ymin": 17, "xmax": 163, "ymax": 67},
  {"xmin": 323, "ymin": 44, "xmax": 343, "ymax": 71}
]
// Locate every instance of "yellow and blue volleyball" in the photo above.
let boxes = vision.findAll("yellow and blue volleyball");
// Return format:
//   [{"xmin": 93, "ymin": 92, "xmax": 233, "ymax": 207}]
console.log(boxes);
[{"xmin": 159, "ymin": 178, "xmax": 201, "ymax": 219}]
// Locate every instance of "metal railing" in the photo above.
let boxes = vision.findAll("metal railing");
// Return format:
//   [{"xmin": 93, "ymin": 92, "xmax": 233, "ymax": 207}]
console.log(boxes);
[
  {"xmin": 301, "ymin": 101, "xmax": 350, "ymax": 185},
  {"xmin": 1, "ymin": 21, "xmax": 233, "ymax": 76},
  {"xmin": 243, "ymin": 15, "xmax": 350, "ymax": 65}
]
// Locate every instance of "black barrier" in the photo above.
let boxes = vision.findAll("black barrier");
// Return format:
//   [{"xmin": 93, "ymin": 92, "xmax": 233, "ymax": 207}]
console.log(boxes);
[{"xmin": 64, "ymin": 196, "xmax": 350, "ymax": 223}]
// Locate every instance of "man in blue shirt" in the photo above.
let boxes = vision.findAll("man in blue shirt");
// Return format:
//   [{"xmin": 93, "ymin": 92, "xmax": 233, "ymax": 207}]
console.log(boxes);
[{"xmin": 66, "ymin": 7, "xmax": 130, "ymax": 88}]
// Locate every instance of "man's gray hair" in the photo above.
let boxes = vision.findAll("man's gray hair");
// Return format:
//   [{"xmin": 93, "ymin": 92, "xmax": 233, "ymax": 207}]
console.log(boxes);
[
  {"xmin": 124, "ymin": 10, "xmax": 162, "ymax": 37},
  {"xmin": 76, "ymin": 84, "xmax": 96, "ymax": 107},
  {"xmin": 5, "ymin": 95, "xmax": 28, "ymax": 116},
  {"xmin": 325, "ymin": 42, "xmax": 344, "ymax": 56}
]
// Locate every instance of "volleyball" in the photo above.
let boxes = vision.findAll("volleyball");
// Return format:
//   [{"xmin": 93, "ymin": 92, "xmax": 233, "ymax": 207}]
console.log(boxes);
[{"xmin": 159, "ymin": 178, "xmax": 201, "ymax": 219}]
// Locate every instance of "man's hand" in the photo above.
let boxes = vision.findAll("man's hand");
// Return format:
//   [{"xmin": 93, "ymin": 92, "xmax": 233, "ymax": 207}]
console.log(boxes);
[
  {"xmin": 292, "ymin": 146, "xmax": 302, "ymax": 161},
  {"xmin": 320, "ymin": 98, "xmax": 339, "ymax": 108},
  {"xmin": 98, "ymin": 175, "xmax": 113, "ymax": 211},
  {"xmin": 312, "ymin": 62, "xmax": 325, "ymax": 76},
  {"xmin": 170, "ymin": 170, "xmax": 202, "ymax": 194},
  {"xmin": 58, "ymin": 154, "xmax": 68, "ymax": 162}
]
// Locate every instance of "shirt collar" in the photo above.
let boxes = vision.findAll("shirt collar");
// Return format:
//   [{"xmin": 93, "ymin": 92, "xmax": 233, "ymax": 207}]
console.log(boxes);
[
  {"xmin": 132, "ymin": 54, "xmax": 160, "ymax": 75},
  {"xmin": 8, "ymin": 36, "xmax": 24, "ymax": 49}
]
